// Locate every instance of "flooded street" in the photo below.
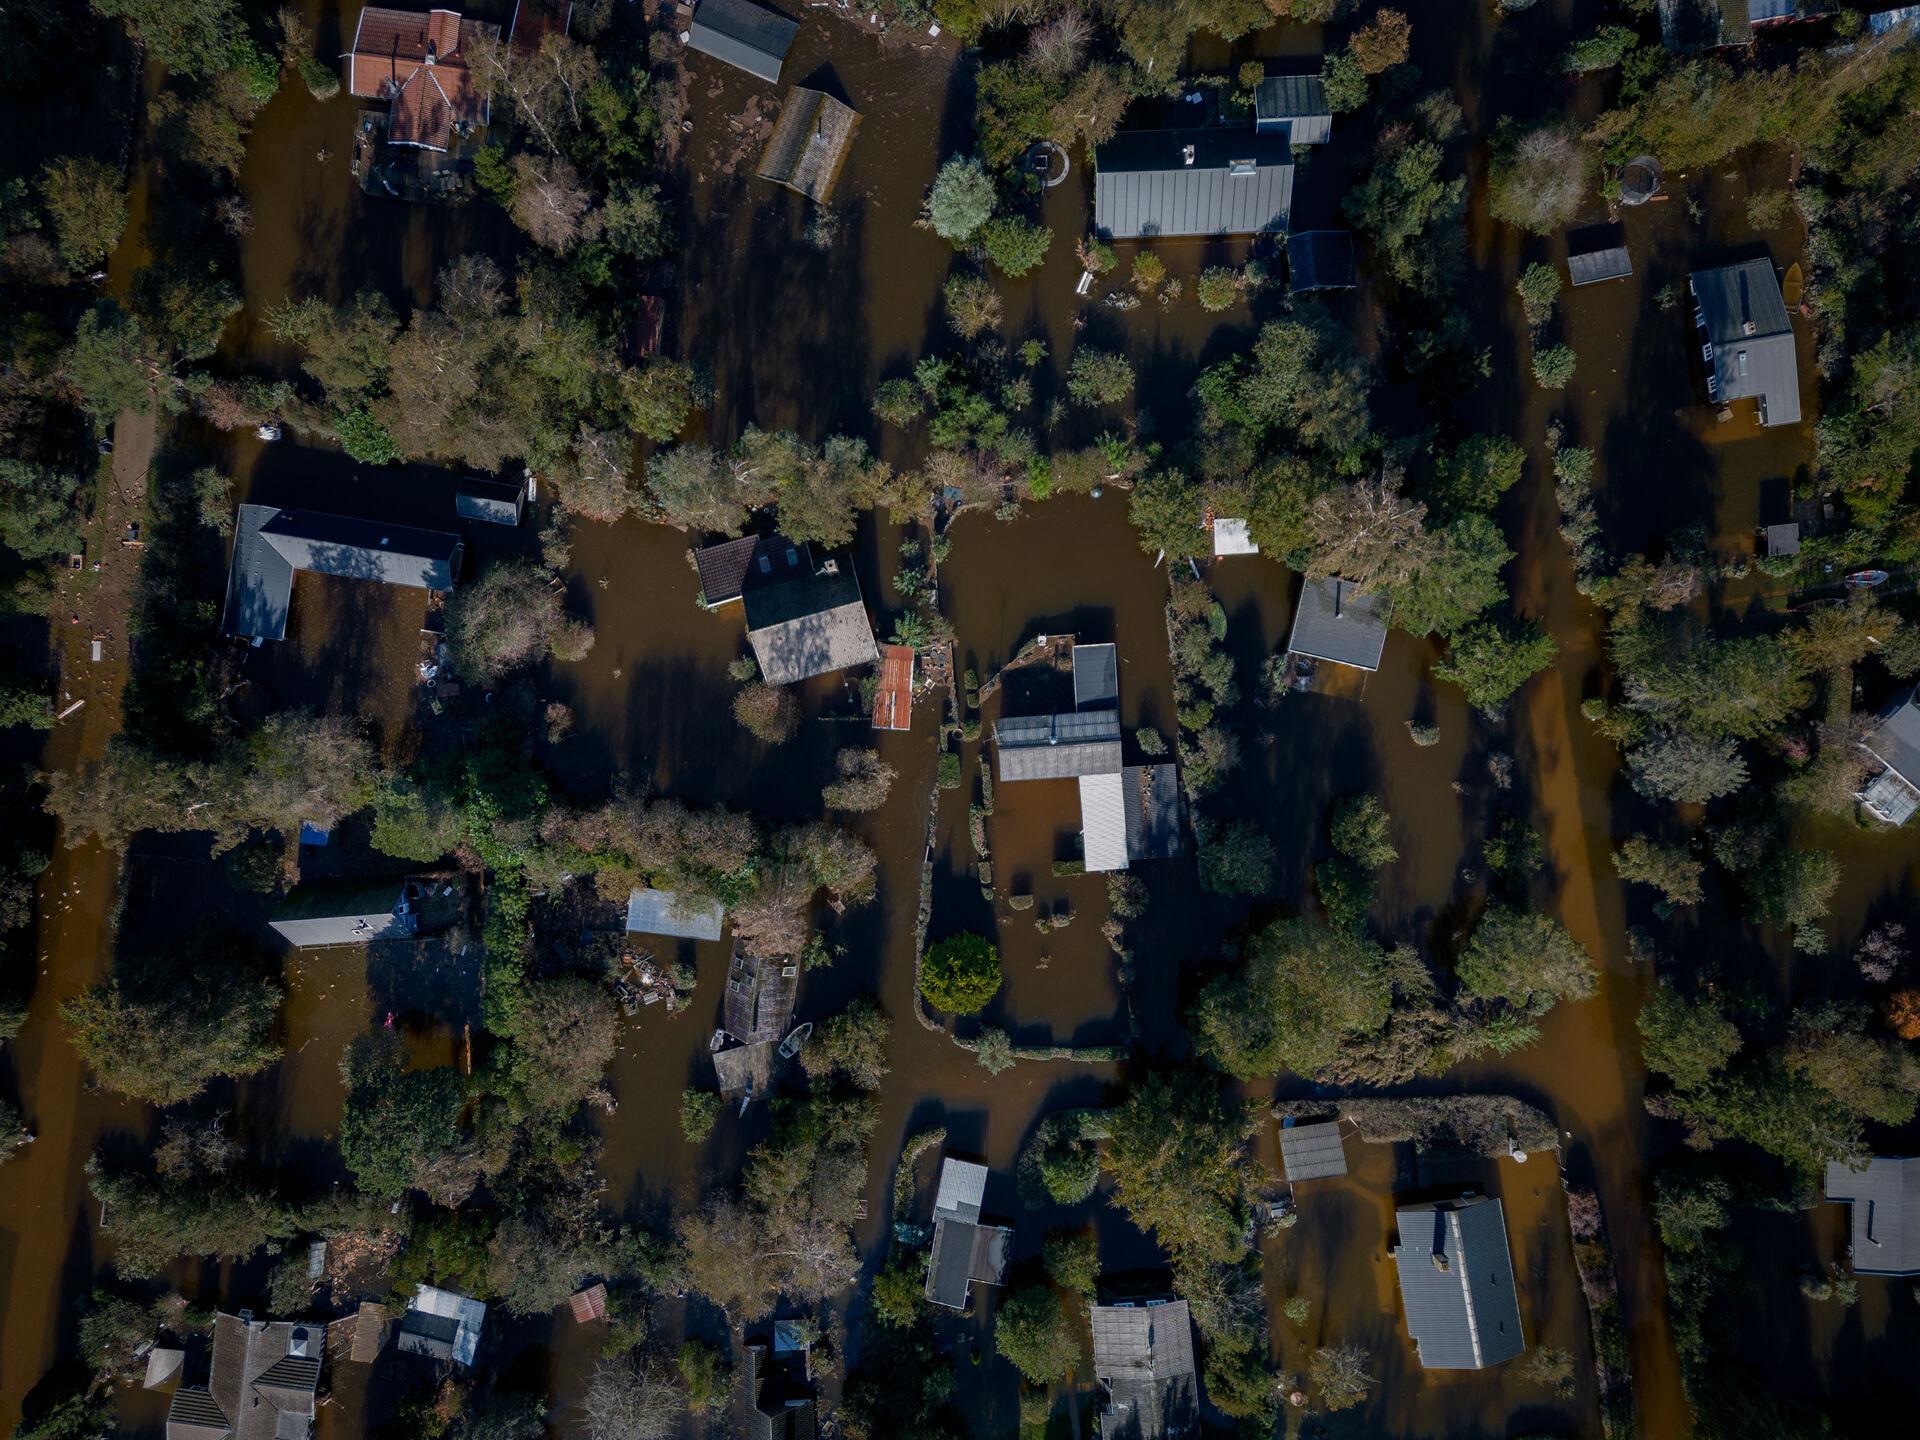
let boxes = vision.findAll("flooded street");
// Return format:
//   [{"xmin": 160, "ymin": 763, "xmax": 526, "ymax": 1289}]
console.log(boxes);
[{"xmin": 9, "ymin": 2, "xmax": 1919, "ymax": 1437}]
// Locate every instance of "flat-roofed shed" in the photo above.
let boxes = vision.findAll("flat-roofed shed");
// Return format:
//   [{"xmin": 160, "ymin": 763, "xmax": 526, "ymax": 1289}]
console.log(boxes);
[
  {"xmin": 1278, "ymin": 1118, "xmax": 1348, "ymax": 1181},
  {"xmin": 758, "ymin": 87, "xmax": 861, "ymax": 203},
  {"xmin": 871, "ymin": 643, "xmax": 914, "ymax": 730},
  {"xmin": 1568, "ymin": 246, "xmax": 1632, "ymax": 286},
  {"xmin": 1254, "ymin": 74, "xmax": 1331, "ymax": 143},
  {"xmin": 1093, "ymin": 128, "xmax": 1294, "ymax": 241},
  {"xmin": 456, "ymin": 476, "xmax": 526, "ymax": 525},
  {"xmin": 1286, "ymin": 577, "xmax": 1387, "ymax": 672},
  {"xmin": 686, "ymin": 0, "xmax": 798, "ymax": 84},
  {"xmin": 1287, "ymin": 230, "xmax": 1356, "ymax": 293}
]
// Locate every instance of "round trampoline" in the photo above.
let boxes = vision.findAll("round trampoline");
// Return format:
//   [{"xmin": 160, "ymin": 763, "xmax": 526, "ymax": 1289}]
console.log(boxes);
[{"xmin": 1619, "ymin": 155, "xmax": 1663, "ymax": 206}]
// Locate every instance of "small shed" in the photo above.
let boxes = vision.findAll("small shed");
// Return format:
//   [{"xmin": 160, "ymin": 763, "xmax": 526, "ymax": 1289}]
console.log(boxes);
[
  {"xmin": 1254, "ymin": 74, "xmax": 1332, "ymax": 143},
  {"xmin": 871, "ymin": 643, "xmax": 914, "ymax": 731},
  {"xmin": 995, "ymin": 710, "xmax": 1123, "ymax": 782},
  {"xmin": 1568, "ymin": 246, "xmax": 1633, "ymax": 287},
  {"xmin": 1287, "ymin": 577, "xmax": 1387, "ymax": 673},
  {"xmin": 1078, "ymin": 772, "xmax": 1130, "ymax": 873},
  {"xmin": 568, "ymin": 1283, "xmax": 609, "ymax": 1322},
  {"xmin": 268, "ymin": 879, "xmax": 417, "ymax": 948},
  {"xmin": 1278, "ymin": 1117, "xmax": 1348, "ymax": 1182},
  {"xmin": 1764, "ymin": 522, "xmax": 1801, "ymax": 557},
  {"xmin": 456, "ymin": 476, "xmax": 528, "ymax": 526},
  {"xmin": 1072, "ymin": 642, "xmax": 1119, "ymax": 711},
  {"xmin": 685, "ymin": 0, "xmax": 797, "ymax": 84},
  {"xmin": 1287, "ymin": 230, "xmax": 1356, "ymax": 293},
  {"xmin": 758, "ymin": 87, "xmax": 861, "ymax": 204},
  {"xmin": 626, "ymin": 887, "xmax": 726, "ymax": 942},
  {"xmin": 1212, "ymin": 517, "xmax": 1259, "ymax": 555}
]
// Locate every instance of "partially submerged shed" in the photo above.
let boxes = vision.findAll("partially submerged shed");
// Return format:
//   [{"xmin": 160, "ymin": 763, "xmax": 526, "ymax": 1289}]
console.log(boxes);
[
  {"xmin": 1121, "ymin": 763, "xmax": 1186, "ymax": 862},
  {"xmin": 268, "ymin": 879, "xmax": 420, "ymax": 948},
  {"xmin": 626, "ymin": 887, "xmax": 726, "ymax": 942},
  {"xmin": 1286, "ymin": 577, "xmax": 1387, "ymax": 673},
  {"xmin": 925, "ymin": 1156, "xmax": 1012, "ymax": 1311},
  {"xmin": 1093, "ymin": 128, "xmax": 1294, "ymax": 241},
  {"xmin": 871, "ymin": 643, "xmax": 914, "ymax": 731},
  {"xmin": 397, "ymin": 1285, "xmax": 485, "ymax": 1368},
  {"xmin": 1856, "ymin": 688, "xmax": 1920, "ymax": 825},
  {"xmin": 1253, "ymin": 74, "xmax": 1331, "ymax": 143},
  {"xmin": 995, "ymin": 710, "xmax": 1124, "ymax": 781},
  {"xmin": 1211, "ymin": 517, "xmax": 1259, "ymax": 555},
  {"xmin": 1287, "ymin": 230, "xmax": 1356, "ymax": 293},
  {"xmin": 1072, "ymin": 642, "xmax": 1119, "ymax": 711},
  {"xmin": 1824, "ymin": 1156, "xmax": 1920, "ymax": 1275},
  {"xmin": 1569, "ymin": 246, "xmax": 1632, "ymax": 286},
  {"xmin": 758, "ymin": 87, "xmax": 860, "ymax": 203},
  {"xmin": 1278, "ymin": 1117, "xmax": 1348, "ymax": 1182},
  {"xmin": 568, "ymin": 1283, "xmax": 608, "ymax": 1322},
  {"xmin": 685, "ymin": 0, "xmax": 797, "ymax": 84},
  {"xmin": 1390, "ymin": 1196, "xmax": 1525, "ymax": 1370},
  {"xmin": 1090, "ymin": 1300, "xmax": 1199, "ymax": 1440},
  {"xmin": 455, "ymin": 476, "xmax": 527, "ymax": 525}
]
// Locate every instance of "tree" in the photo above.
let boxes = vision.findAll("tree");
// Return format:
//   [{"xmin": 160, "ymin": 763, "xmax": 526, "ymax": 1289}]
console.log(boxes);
[
  {"xmin": 1614, "ymin": 835, "xmax": 1704, "ymax": 906},
  {"xmin": 1639, "ymin": 982, "xmax": 1742, "ymax": 1092},
  {"xmin": 96, "ymin": 0, "xmax": 244, "ymax": 76},
  {"xmin": 1489, "ymin": 125, "xmax": 1596, "ymax": 234},
  {"xmin": 870, "ymin": 1258, "xmax": 925, "ymax": 1327},
  {"xmin": 1532, "ymin": 342, "xmax": 1578, "ymax": 389},
  {"xmin": 1385, "ymin": 514, "xmax": 1511, "ymax": 637},
  {"xmin": 995, "ymin": 1285, "xmax": 1080, "ymax": 1384},
  {"xmin": 1457, "ymin": 907, "xmax": 1596, "ymax": 1015},
  {"xmin": 1321, "ymin": 49, "xmax": 1368, "ymax": 111},
  {"xmin": 1304, "ymin": 476, "xmax": 1432, "ymax": 590},
  {"xmin": 1067, "ymin": 347, "xmax": 1135, "ymax": 407},
  {"xmin": 920, "ymin": 932, "xmax": 1002, "ymax": 1014},
  {"xmin": 1310, "ymin": 1344, "xmax": 1374, "ymax": 1410},
  {"xmin": 500, "ymin": 977, "xmax": 616, "ymax": 1115},
  {"xmin": 980, "ymin": 216, "xmax": 1052, "ymax": 278},
  {"xmin": 1043, "ymin": 1230, "xmax": 1099, "ymax": 1297},
  {"xmin": 1197, "ymin": 820, "xmax": 1274, "ymax": 896},
  {"xmin": 338, "ymin": 1031, "xmax": 469, "ymax": 1200},
  {"xmin": 85, "ymin": 1147, "xmax": 288, "ymax": 1278},
  {"xmin": 923, "ymin": 156, "xmax": 996, "ymax": 244},
  {"xmin": 1349, "ymin": 9, "xmax": 1411, "ymax": 73},
  {"xmin": 68, "ymin": 300, "xmax": 157, "ymax": 421},
  {"xmin": 582, "ymin": 1356, "xmax": 685, "ymax": 1440},
  {"xmin": 1104, "ymin": 1072, "xmax": 1251, "ymax": 1265},
  {"xmin": 622, "ymin": 357, "xmax": 708, "ymax": 443},
  {"xmin": 943, "ymin": 271, "xmax": 1002, "ymax": 338},
  {"xmin": 681, "ymin": 1087, "xmax": 721, "ymax": 1141},
  {"xmin": 873, "ymin": 377, "xmax": 925, "ymax": 428},
  {"xmin": 801, "ymin": 998, "xmax": 891, "ymax": 1091},
  {"xmin": 823, "ymin": 748, "xmax": 896, "ymax": 811},
  {"xmin": 1626, "ymin": 730, "xmax": 1748, "ymax": 804},
  {"xmin": 1515, "ymin": 262, "xmax": 1562, "ymax": 329},
  {"xmin": 447, "ymin": 563, "xmax": 594, "ymax": 684},
  {"xmin": 63, "ymin": 961, "xmax": 280, "ymax": 1105},
  {"xmin": 1191, "ymin": 917, "xmax": 1394, "ymax": 1079},
  {"xmin": 1331, "ymin": 794, "xmax": 1397, "ymax": 868},
  {"xmin": 0, "ymin": 461, "xmax": 84, "ymax": 561},
  {"xmin": 509, "ymin": 154, "xmax": 597, "ymax": 252},
  {"xmin": 38, "ymin": 157, "xmax": 125, "ymax": 271},
  {"xmin": 734, "ymin": 682, "xmax": 799, "ymax": 743},
  {"xmin": 645, "ymin": 445, "xmax": 758, "ymax": 532},
  {"xmin": 1433, "ymin": 618, "xmax": 1557, "ymax": 710}
]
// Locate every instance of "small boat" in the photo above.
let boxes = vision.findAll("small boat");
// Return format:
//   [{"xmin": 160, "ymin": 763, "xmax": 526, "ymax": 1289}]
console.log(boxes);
[
  {"xmin": 1845, "ymin": 569, "xmax": 1890, "ymax": 591},
  {"xmin": 778, "ymin": 1022, "xmax": 813, "ymax": 1060},
  {"xmin": 709, "ymin": 1029, "xmax": 727, "ymax": 1052},
  {"xmin": 1782, "ymin": 262, "xmax": 1803, "ymax": 307}
]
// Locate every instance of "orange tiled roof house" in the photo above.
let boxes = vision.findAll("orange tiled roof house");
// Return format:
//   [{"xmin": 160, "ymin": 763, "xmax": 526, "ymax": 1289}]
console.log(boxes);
[{"xmin": 344, "ymin": 7, "xmax": 499, "ymax": 152}]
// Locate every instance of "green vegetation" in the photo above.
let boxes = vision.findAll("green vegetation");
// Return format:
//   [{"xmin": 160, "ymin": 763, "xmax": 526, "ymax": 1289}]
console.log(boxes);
[
  {"xmin": 920, "ymin": 931, "xmax": 1002, "ymax": 1014},
  {"xmin": 994, "ymin": 1285, "xmax": 1080, "ymax": 1383}
]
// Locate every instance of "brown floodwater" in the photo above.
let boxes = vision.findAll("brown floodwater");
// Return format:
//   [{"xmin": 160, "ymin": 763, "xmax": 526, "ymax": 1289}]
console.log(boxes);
[{"xmin": 11, "ymin": 2, "xmax": 1917, "ymax": 1437}]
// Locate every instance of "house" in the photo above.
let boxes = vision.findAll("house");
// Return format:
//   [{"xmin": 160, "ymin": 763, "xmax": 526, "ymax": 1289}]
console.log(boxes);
[
  {"xmin": 1390, "ymin": 1196, "xmax": 1525, "ymax": 1370},
  {"xmin": 871, "ymin": 643, "xmax": 914, "ymax": 731},
  {"xmin": 507, "ymin": 0, "xmax": 570, "ymax": 54},
  {"xmin": 723, "ymin": 947, "xmax": 799, "ymax": 1044},
  {"xmin": 164, "ymin": 1314, "xmax": 321, "ymax": 1440},
  {"xmin": 268, "ymin": 878, "xmax": 427, "ymax": 948},
  {"xmin": 1093, "ymin": 129, "xmax": 1294, "ymax": 241},
  {"xmin": 758, "ymin": 88, "xmax": 861, "ymax": 204},
  {"xmin": 925, "ymin": 1156, "xmax": 1012, "ymax": 1311},
  {"xmin": 626, "ymin": 886, "xmax": 726, "ymax": 942},
  {"xmin": 455, "ymin": 476, "xmax": 527, "ymax": 526},
  {"xmin": 686, "ymin": 0, "xmax": 798, "ymax": 84},
  {"xmin": 343, "ymin": 7, "xmax": 498, "ymax": 152},
  {"xmin": 1689, "ymin": 258, "xmax": 1802, "ymax": 425},
  {"xmin": 693, "ymin": 534, "xmax": 880, "ymax": 683},
  {"xmin": 1286, "ymin": 577, "xmax": 1388, "ymax": 673},
  {"xmin": 1568, "ymin": 245, "xmax": 1633, "ymax": 287},
  {"xmin": 995, "ymin": 710, "xmax": 1125, "ymax": 782},
  {"xmin": 1253, "ymin": 75, "xmax": 1332, "ymax": 143},
  {"xmin": 223, "ymin": 505, "xmax": 463, "ymax": 642},
  {"xmin": 1090, "ymin": 1300, "xmax": 1198, "ymax": 1440},
  {"xmin": 1856, "ymin": 689, "xmax": 1920, "ymax": 825},
  {"xmin": 743, "ymin": 1335, "xmax": 817, "ymax": 1440},
  {"xmin": 1659, "ymin": 0, "xmax": 1798, "ymax": 50},
  {"xmin": 1824, "ymin": 1156, "xmax": 1920, "ymax": 1275},
  {"xmin": 396, "ymin": 1285, "xmax": 485, "ymax": 1368},
  {"xmin": 1287, "ymin": 230, "xmax": 1356, "ymax": 293},
  {"xmin": 1277, "ymin": 1116, "xmax": 1348, "ymax": 1183}
]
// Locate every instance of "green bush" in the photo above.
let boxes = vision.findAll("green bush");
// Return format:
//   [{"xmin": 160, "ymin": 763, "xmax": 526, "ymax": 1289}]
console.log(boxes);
[
  {"xmin": 299, "ymin": 55, "xmax": 341, "ymax": 101},
  {"xmin": 1531, "ymin": 342, "xmax": 1578, "ymax": 389},
  {"xmin": 335, "ymin": 405, "xmax": 400, "ymax": 464},
  {"xmin": 920, "ymin": 931, "xmax": 1002, "ymax": 1014},
  {"xmin": 937, "ymin": 751, "xmax": 962, "ymax": 789},
  {"xmin": 680, "ymin": 1088, "xmax": 720, "ymax": 1142},
  {"xmin": 1196, "ymin": 267, "xmax": 1239, "ymax": 312},
  {"xmin": 980, "ymin": 216, "xmax": 1053, "ymax": 278}
]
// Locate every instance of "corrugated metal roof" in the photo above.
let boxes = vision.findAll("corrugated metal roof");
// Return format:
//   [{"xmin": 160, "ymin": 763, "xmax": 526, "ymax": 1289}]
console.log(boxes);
[
  {"xmin": 1079, "ymin": 773, "xmax": 1130, "ymax": 872},
  {"xmin": 625, "ymin": 887, "xmax": 725, "ymax": 941},
  {"xmin": 1122, "ymin": 764, "xmax": 1186, "ymax": 861},
  {"xmin": 1692, "ymin": 259, "xmax": 1801, "ymax": 424},
  {"xmin": 1287, "ymin": 577, "xmax": 1387, "ymax": 671},
  {"xmin": 871, "ymin": 644, "xmax": 914, "ymax": 730},
  {"xmin": 456, "ymin": 477, "xmax": 525, "ymax": 525},
  {"xmin": 1568, "ymin": 246, "xmax": 1632, "ymax": 286},
  {"xmin": 934, "ymin": 1156, "xmax": 987, "ymax": 1221},
  {"xmin": 409, "ymin": 1285, "xmax": 485, "ymax": 1368},
  {"xmin": 686, "ymin": 0, "xmax": 797, "ymax": 83},
  {"xmin": 1093, "ymin": 129, "xmax": 1294, "ymax": 240},
  {"xmin": 1278, "ymin": 1118, "xmax": 1348, "ymax": 1181},
  {"xmin": 1073, "ymin": 643, "xmax": 1119, "ymax": 710},
  {"xmin": 1391, "ymin": 1198, "xmax": 1524, "ymax": 1370},
  {"xmin": 1091, "ymin": 1301, "xmax": 1198, "ymax": 1440},
  {"xmin": 1826, "ymin": 1156, "xmax": 1920, "ymax": 1274},
  {"xmin": 1255, "ymin": 75, "xmax": 1330, "ymax": 143},
  {"xmin": 995, "ymin": 711, "xmax": 1123, "ymax": 781},
  {"xmin": 1869, "ymin": 6, "xmax": 1920, "ymax": 36},
  {"xmin": 268, "ymin": 880, "xmax": 411, "ymax": 949},
  {"xmin": 1287, "ymin": 230, "xmax": 1356, "ymax": 292}
]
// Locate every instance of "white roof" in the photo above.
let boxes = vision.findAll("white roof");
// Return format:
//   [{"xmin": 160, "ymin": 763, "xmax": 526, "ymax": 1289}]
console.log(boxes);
[
  {"xmin": 625, "ymin": 887, "xmax": 725, "ymax": 941},
  {"xmin": 1079, "ymin": 773, "xmax": 1131, "ymax": 872},
  {"xmin": 412, "ymin": 1284, "xmax": 487, "ymax": 1368},
  {"xmin": 934, "ymin": 1156, "xmax": 987, "ymax": 1223},
  {"xmin": 1212, "ymin": 518, "xmax": 1259, "ymax": 556}
]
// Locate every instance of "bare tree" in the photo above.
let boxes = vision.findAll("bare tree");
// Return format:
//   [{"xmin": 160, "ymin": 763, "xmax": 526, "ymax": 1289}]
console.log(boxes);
[
  {"xmin": 469, "ymin": 31, "xmax": 601, "ymax": 154},
  {"xmin": 1308, "ymin": 1343, "xmax": 1374, "ymax": 1411},
  {"xmin": 822, "ymin": 748, "xmax": 896, "ymax": 812},
  {"xmin": 1304, "ymin": 473, "xmax": 1434, "ymax": 590},
  {"xmin": 581, "ymin": 1355, "xmax": 685, "ymax": 1440},
  {"xmin": 1027, "ymin": 9, "xmax": 1091, "ymax": 80},
  {"xmin": 510, "ymin": 154, "xmax": 599, "ymax": 253}
]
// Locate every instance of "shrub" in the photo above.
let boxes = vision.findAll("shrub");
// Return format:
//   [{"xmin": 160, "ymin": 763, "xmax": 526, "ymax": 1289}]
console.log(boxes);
[
  {"xmin": 1321, "ymin": 50, "xmax": 1368, "ymax": 112},
  {"xmin": 335, "ymin": 404, "xmax": 400, "ymax": 463},
  {"xmin": 873, "ymin": 376, "xmax": 924, "ymax": 427},
  {"xmin": 924, "ymin": 155, "xmax": 996, "ymax": 244},
  {"xmin": 980, "ymin": 216, "xmax": 1052, "ymax": 278},
  {"xmin": 1130, "ymin": 250, "xmax": 1165, "ymax": 294},
  {"xmin": 920, "ymin": 932, "xmax": 1002, "ymax": 1014},
  {"xmin": 1531, "ymin": 343, "xmax": 1578, "ymax": 389},
  {"xmin": 937, "ymin": 751, "xmax": 962, "ymax": 789},
  {"xmin": 1198, "ymin": 820, "xmax": 1274, "ymax": 896},
  {"xmin": 1076, "ymin": 236, "xmax": 1116, "ymax": 273},
  {"xmin": 299, "ymin": 55, "xmax": 341, "ymax": 101},
  {"xmin": 733, "ymin": 683, "xmax": 799, "ymax": 743},
  {"xmin": 1066, "ymin": 348, "xmax": 1135, "ymax": 407},
  {"xmin": 680, "ymin": 1088, "xmax": 720, "ymax": 1142},
  {"xmin": 1516, "ymin": 262, "xmax": 1562, "ymax": 329},
  {"xmin": 1196, "ymin": 266, "xmax": 1238, "ymax": 312},
  {"xmin": 943, "ymin": 271, "xmax": 1003, "ymax": 338}
]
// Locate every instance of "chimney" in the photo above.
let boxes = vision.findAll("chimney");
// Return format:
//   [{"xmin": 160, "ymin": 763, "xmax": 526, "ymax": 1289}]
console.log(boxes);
[
  {"xmin": 1182, "ymin": 144, "xmax": 1196, "ymax": 166},
  {"xmin": 1742, "ymin": 319, "xmax": 1758, "ymax": 336},
  {"xmin": 425, "ymin": 39, "xmax": 438, "ymax": 66}
]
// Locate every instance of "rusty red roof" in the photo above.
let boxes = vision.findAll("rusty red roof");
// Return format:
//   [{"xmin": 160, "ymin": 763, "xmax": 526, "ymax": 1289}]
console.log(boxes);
[{"xmin": 872, "ymin": 644, "xmax": 914, "ymax": 731}]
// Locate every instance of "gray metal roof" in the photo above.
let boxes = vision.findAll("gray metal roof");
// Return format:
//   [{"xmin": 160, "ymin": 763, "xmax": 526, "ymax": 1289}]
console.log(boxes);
[
  {"xmin": 995, "ymin": 711, "xmax": 1123, "ymax": 781},
  {"xmin": 1826, "ymin": 1156, "xmax": 1920, "ymax": 1274},
  {"xmin": 1568, "ymin": 246, "xmax": 1632, "ymax": 286},
  {"xmin": 1073, "ymin": 642, "xmax": 1119, "ymax": 710},
  {"xmin": 1691, "ymin": 259, "xmax": 1801, "ymax": 424},
  {"xmin": 1764, "ymin": 521, "xmax": 1800, "ymax": 556},
  {"xmin": 1093, "ymin": 129, "xmax": 1294, "ymax": 241},
  {"xmin": 1861, "ymin": 688, "xmax": 1920, "ymax": 791},
  {"xmin": 455, "ymin": 477, "xmax": 525, "ymax": 525},
  {"xmin": 268, "ymin": 879, "xmax": 412, "ymax": 948},
  {"xmin": 1278, "ymin": 1118, "xmax": 1348, "ymax": 1181},
  {"xmin": 1391, "ymin": 1197, "xmax": 1525, "ymax": 1370},
  {"xmin": 406, "ymin": 1286, "xmax": 485, "ymax": 1368},
  {"xmin": 924, "ymin": 1216, "xmax": 1010, "ymax": 1310},
  {"xmin": 686, "ymin": 0, "xmax": 797, "ymax": 84},
  {"xmin": 223, "ymin": 504, "xmax": 463, "ymax": 640},
  {"xmin": 1859, "ymin": 767, "xmax": 1920, "ymax": 826},
  {"xmin": 934, "ymin": 1155, "xmax": 986, "ymax": 1222},
  {"xmin": 1122, "ymin": 764, "xmax": 1186, "ymax": 862},
  {"xmin": 1079, "ymin": 772, "xmax": 1131, "ymax": 872},
  {"xmin": 744, "ymin": 561, "xmax": 878, "ymax": 684},
  {"xmin": 1287, "ymin": 577, "xmax": 1387, "ymax": 671},
  {"xmin": 1287, "ymin": 230, "xmax": 1355, "ymax": 293},
  {"xmin": 1254, "ymin": 76, "xmax": 1330, "ymax": 143},
  {"xmin": 625, "ymin": 887, "xmax": 725, "ymax": 941},
  {"xmin": 1091, "ymin": 1301, "xmax": 1198, "ymax": 1440}
]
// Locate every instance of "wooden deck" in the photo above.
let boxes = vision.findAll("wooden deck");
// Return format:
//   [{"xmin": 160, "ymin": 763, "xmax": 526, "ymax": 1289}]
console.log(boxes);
[{"xmin": 871, "ymin": 643, "xmax": 915, "ymax": 730}]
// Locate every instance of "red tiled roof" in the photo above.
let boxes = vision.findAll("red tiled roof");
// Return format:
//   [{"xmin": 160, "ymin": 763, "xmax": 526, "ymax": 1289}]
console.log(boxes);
[
  {"xmin": 567, "ymin": 1282, "xmax": 607, "ymax": 1322},
  {"xmin": 872, "ymin": 644, "xmax": 914, "ymax": 731},
  {"xmin": 345, "ymin": 7, "xmax": 498, "ymax": 152}
]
